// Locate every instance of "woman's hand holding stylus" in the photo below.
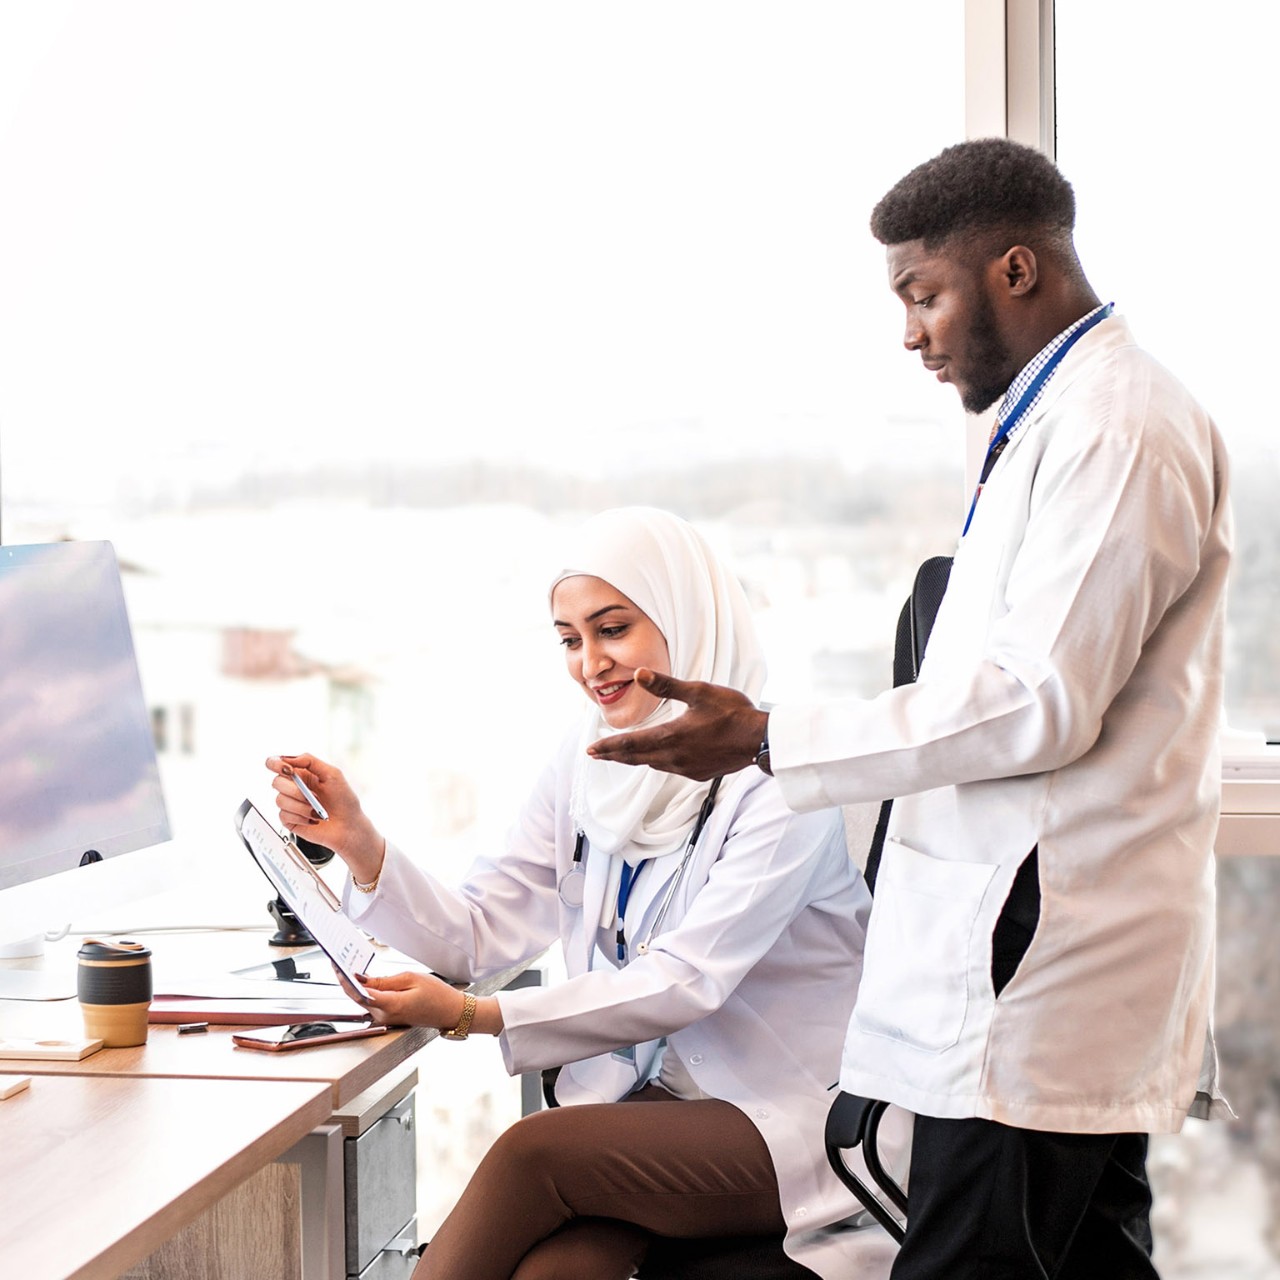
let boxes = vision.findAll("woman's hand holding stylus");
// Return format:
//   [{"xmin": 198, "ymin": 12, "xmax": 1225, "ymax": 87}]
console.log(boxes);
[{"xmin": 264, "ymin": 753, "xmax": 386, "ymax": 887}]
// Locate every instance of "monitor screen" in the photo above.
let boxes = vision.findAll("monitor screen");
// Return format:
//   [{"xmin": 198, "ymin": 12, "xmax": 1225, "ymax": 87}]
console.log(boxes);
[{"xmin": 0, "ymin": 541, "xmax": 171, "ymax": 893}]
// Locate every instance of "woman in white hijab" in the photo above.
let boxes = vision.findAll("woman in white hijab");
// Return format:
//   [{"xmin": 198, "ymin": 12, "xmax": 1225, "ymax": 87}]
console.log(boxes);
[{"xmin": 266, "ymin": 507, "xmax": 894, "ymax": 1280}]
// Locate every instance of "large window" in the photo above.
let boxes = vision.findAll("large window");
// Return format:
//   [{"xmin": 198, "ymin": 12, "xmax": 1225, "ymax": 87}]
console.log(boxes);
[
  {"xmin": 1, "ymin": 0, "xmax": 966, "ymax": 1233},
  {"xmin": 1057, "ymin": 2, "xmax": 1280, "ymax": 739},
  {"xmin": 1058, "ymin": 5, "xmax": 1280, "ymax": 1274},
  {"xmin": 6, "ymin": 3, "xmax": 1271, "ymax": 1262},
  {"xmin": 0, "ymin": 3, "xmax": 968, "ymax": 842}
]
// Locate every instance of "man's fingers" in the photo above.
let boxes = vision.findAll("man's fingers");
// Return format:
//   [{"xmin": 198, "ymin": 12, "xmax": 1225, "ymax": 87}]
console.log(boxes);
[
  {"xmin": 585, "ymin": 678, "xmax": 766, "ymax": 780},
  {"xmin": 586, "ymin": 725, "xmax": 719, "ymax": 779},
  {"xmin": 587, "ymin": 725, "xmax": 667, "ymax": 763},
  {"xmin": 634, "ymin": 668, "xmax": 698, "ymax": 703}
]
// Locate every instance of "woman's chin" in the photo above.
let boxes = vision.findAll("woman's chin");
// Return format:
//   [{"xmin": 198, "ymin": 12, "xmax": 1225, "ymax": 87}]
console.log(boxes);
[
  {"xmin": 599, "ymin": 694, "xmax": 660, "ymax": 731},
  {"xmin": 601, "ymin": 708, "xmax": 641, "ymax": 730}
]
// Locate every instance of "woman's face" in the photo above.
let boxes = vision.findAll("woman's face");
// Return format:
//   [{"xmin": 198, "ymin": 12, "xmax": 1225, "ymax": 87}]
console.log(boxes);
[{"xmin": 551, "ymin": 575, "xmax": 670, "ymax": 728}]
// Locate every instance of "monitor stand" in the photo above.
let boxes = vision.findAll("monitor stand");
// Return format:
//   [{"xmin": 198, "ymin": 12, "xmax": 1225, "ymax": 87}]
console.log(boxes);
[
  {"xmin": 0, "ymin": 937, "xmax": 77, "ymax": 1001},
  {"xmin": 0, "ymin": 934, "xmax": 46, "ymax": 961}
]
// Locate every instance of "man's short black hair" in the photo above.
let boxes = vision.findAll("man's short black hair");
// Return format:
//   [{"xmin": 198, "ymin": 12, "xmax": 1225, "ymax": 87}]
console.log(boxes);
[{"xmin": 871, "ymin": 137, "xmax": 1076, "ymax": 251}]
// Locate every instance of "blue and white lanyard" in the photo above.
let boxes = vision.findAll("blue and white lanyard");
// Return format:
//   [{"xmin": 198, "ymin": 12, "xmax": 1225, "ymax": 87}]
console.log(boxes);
[
  {"xmin": 609, "ymin": 775, "xmax": 724, "ymax": 961},
  {"xmin": 614, "ymin": 861, "xmax": 646, "ymax": 960},
  {"xmin": 961, "ymin": 303, "xmax": 1114, "ymax": 537},
  {"xmin": 561, "ymin": 781, "xmax": 724, "ymax": 961}
]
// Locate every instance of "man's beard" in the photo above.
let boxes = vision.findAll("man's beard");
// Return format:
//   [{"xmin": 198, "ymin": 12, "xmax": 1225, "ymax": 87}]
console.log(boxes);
[{"xmin": 960, "ymin": 290, "xmax": 1016, "ymax": 415}]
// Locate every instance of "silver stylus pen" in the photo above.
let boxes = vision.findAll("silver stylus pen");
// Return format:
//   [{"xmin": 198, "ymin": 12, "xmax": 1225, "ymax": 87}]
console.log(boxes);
[{"xmin": 283, "ymin": 765, "xmax": 329, "ymax": 820}]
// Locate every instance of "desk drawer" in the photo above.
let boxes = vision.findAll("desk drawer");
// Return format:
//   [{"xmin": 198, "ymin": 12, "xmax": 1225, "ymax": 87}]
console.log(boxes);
[
  {"xmin": 345, "ymin": 1094, "xmax": 417, "ymax": 1274},
  {"xmin": 355, "ymin": 1217, "xmax": 421, "ymax": 1280}
]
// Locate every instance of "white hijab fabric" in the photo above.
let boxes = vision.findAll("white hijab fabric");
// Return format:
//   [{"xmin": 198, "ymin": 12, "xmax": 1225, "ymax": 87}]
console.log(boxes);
[{"xmin": 551, "ymin": 506, "xmax": 766, "ymax": 868}]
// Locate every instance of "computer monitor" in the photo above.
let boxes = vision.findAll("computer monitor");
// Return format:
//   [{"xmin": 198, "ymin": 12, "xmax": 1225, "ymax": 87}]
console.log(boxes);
[{"xmin": 0, "ymin": 541, "xmax": 173, "ymax": 991}]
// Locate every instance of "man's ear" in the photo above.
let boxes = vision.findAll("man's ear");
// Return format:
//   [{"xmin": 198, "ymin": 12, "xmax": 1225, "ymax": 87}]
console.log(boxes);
[{"xmin": 998, "ymin": 245, "xmax": 1038, "ymax": 297}]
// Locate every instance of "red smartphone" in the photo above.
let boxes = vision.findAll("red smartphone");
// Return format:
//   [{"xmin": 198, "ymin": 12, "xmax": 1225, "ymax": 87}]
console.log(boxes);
[{"xmin": 231, "ymin": 1020, "xmax": 389, "ymax": 1052}]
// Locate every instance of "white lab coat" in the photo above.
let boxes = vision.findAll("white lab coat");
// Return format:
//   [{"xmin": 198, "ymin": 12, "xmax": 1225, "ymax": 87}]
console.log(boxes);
[
  {"xmin": 344, "ymin": 730, "xmax": 902, "ymax": 1278},
  {"xmin": 771, "ymin": 314, "xmax": 1233, "ymax": 1135}
]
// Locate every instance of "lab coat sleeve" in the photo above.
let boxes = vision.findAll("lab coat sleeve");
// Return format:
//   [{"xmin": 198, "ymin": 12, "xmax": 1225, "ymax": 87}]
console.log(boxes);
[
  {"xmin": 770, "ymin": 346, "xmax": 1225, "ymax": 811},
  {"xmin": 342, "ymin": 758, "xmax": 562, "ymax": 981},
  {"xmin": 495, "ymin": 781, "xmax": 850, "ymax": 1074}
]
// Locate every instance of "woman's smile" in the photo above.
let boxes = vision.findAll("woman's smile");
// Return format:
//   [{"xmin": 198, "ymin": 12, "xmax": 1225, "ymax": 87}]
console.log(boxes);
[
  {"xmin": 551, "ymin": 574, "xmax": 671, "ymax": 728},
  {"xmin": 591, "ymin": 679, "xmax": 633, "ymax": 706}
]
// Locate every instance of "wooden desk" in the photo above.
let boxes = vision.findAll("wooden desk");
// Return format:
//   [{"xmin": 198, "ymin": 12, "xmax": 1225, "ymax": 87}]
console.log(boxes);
[
  {"xmin": 0, "ymin": 931, "xmax": 533, "ymax": 1280},
  {"xmin": 0, "ymin": 1001, "xmax": 436, "ymax": 1280},
  {"xmin": 0, "ymin": 1073, "xmax": 331, "ymax": 1280},
  {"xmin": 0, "ymin": 1000, "xmax": 435, "ymax": 1111},
  {"xmin": 0, "ymin": 962, "xmax": 524, "ymax": 1111}
]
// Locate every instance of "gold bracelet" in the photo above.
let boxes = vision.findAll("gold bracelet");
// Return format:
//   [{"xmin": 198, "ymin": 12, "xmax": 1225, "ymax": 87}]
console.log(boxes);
[
  {"xmin": 443, "ymin": 992, "xmax": 477, "ymax": 1041},
  {"xmin": 351, "ymin": 840, "xmax": 387, "ymax": 894},
  {"xmin": 351, "ymin": 870, "xmax": 380, "ymax": 895}
]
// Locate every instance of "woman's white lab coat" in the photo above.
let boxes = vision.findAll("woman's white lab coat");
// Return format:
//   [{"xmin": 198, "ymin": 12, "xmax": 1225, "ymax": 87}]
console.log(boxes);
[
  {"xmin": 344, "ymin": 731, "xmax": 900, "ymax": 1278},
  {"xmin": 771, "ymin": 314, "xmax": 1233, "ymax": 1136}
]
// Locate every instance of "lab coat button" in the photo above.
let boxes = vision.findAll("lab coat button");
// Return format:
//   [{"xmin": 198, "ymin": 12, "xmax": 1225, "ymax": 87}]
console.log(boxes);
[
  {"xmin": 689, "ymin": 1053, "xmax": 704, "ymax": 1065},
  {"xmin": 755, "ymin": 1108, "xmax": 769, "ymax": 1120},
  {"xmin": 795, "ymin": 1207, "xmax": 809, "ymax": 1220}
]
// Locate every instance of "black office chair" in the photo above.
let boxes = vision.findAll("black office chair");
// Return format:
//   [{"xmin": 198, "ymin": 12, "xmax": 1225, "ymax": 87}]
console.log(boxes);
[
  {"xmin": 641, "ymin": 1234, "xmax": 814, "ymax": 1279},
  {"xmin": 864, "ymin": 554, "xmax": 953, "ymax": 895},
  {"xmin": 824, "ymin": 553, "xmax": 953, "ymax": 1246}
]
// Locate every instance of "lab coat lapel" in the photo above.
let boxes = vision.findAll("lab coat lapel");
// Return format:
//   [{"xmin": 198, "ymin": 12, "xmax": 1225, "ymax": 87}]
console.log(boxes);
[
  {"xmin": 995, "ymin": 315, "xmax": 1130, "ymax": 476},
  {"xmin": 578, "ymin": 842, "xmax": 614, "ymax": 971},
  {"xmin": 626, "ymin": 857, "xmax": 684, "ymax": 953}
]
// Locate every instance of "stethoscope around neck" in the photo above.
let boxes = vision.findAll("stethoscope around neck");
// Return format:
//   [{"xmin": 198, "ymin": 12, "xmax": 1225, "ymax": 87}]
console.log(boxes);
[{"xmin": 558, "ymin": 776, "xmax": 724, "ymax": 958}]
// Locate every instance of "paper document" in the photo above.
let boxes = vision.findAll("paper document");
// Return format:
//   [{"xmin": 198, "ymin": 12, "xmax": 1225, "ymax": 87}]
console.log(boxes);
[
  {"xmin": 234, "ymin": 799, "xmax": 376, "ymax": 999},
  {"xmin": 149, "ymin": 997, "xmax": 370, "ymax": 1026},
  {"xmin": 155, "ymin": 976, "xmax": 343, "ymax": 1000}
]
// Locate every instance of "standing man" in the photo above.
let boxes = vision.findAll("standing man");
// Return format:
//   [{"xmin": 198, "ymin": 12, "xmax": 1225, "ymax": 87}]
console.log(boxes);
[{"xmin": 588, "ymin": 137, "xmax": 1232, "ymax": 1277}]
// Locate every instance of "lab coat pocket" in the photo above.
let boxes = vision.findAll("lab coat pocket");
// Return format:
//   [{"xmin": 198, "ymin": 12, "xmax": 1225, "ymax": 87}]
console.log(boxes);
[{"xmin": 854, "ymin": 838, "xmax": 998, "ymax": 1053}]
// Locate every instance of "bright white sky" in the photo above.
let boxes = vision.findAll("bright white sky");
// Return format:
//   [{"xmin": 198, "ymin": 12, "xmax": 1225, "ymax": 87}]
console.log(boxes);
[
  {"xmin": 1056, "ymin": 1, "xmax": 1277, "ymax": 455},
  {"xmin": 0, "ymin": 2, "xmax": 966, "ymax": 505},
  {"xmin": 1, "ymin": 3, "xmax": 1273, "ymax": 505}
]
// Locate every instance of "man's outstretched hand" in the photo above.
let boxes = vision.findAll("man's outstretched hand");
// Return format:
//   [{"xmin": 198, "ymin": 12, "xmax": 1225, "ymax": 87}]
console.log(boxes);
[{"xmin": 586, "ymin": 669, "xmax": 769, "ymax": 780}]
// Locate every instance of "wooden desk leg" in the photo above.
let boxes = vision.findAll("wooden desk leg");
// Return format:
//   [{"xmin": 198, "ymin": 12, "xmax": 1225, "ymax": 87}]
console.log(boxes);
[{"xmin": 120, "ymin": 1160, "xmax": 303, "ymax": 1280}]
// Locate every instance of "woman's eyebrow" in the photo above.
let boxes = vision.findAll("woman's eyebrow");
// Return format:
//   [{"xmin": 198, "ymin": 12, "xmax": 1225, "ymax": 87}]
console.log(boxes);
[{"xmin": 552, "ymin": 604, "xmax": 628, "ymax": 628}]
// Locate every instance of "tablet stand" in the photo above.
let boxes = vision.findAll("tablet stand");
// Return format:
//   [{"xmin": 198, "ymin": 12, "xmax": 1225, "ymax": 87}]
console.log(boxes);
[{"xmin": 267, "ymin": 836, "xmax": 336, "ymax": 947}]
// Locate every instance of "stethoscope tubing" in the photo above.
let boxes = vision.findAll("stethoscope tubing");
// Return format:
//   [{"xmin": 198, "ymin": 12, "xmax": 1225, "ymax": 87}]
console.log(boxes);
[{"xmin": 558, "ymin": 776, "xmax": 724, "ymax": 957}]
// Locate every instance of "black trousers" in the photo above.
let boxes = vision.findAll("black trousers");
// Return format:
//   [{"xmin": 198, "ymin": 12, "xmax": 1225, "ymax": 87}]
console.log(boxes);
[{"xmin": 890, "ymin": 1115, "xmax": 1158, "ymax": 1280}]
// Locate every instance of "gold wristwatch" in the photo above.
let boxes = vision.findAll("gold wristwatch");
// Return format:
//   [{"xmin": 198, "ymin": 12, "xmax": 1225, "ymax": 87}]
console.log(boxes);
[{"xmin": 444, "ymin": 992, "xmax": 477, "ymax": 1040}]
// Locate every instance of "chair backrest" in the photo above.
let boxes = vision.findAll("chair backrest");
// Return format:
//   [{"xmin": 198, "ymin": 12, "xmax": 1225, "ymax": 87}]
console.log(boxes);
[
  {"xmin": 825, "ymin": 553, "xmax": 954, "ymax": 1245},
  {"xmin": 864, "ymin": 554, "xmax": 953, "ymax": 894}
]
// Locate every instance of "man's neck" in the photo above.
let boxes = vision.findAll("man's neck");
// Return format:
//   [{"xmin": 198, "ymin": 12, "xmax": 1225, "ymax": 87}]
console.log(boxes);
[
  {"xmin": 998, "ymin": 300, "xmax": 1110, "ymax": 425},
  {"xmin": 1011, "ymin": 287, "xmax": 1103, "ymax": 370}
]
